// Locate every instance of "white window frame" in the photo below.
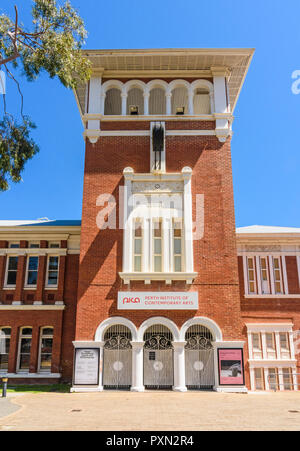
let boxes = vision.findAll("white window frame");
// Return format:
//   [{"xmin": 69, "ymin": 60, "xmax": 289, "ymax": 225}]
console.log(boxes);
[
  {"xmin": 152, "ymin": 218, "xmax": 163, "ymax": 273},
  {"xmin": 25, "ymin": 255, "xmax": 39, "ymax": 288},
  {"xmin": 4, "ymin": 255, "xmax": 19, "ymax": 289},
  {"xmin": 242, "ymin": 254, "xmax": 289, "ymax": 297},
  {"xmin": 17, "ymin": 327, "xmax": 32, "ymax": 373},
  {"xmin": 0, "ymin": 327, "xmax": 11, "ymax": 373},
  {"xmin": 49, "ymin": 242, "xmax": 60, "ymax": 249},
  {"xmin": 272, "ymin": 256, "xmax": 284, "ymax": 294},
  {"xmin": 45, "ymin": 255, "xmax": 60, "ymax": 289},
  {"xmin": 246, "ymin": 256, "xmax": 257, "ymax": 294},
  {"xmin": 9, "ymin": 242, "xmax": 19, "ymax": 249},
  {"xmin": 259, "ymin": 256, "xmax": 270, "ymax": 294},
  {"xmin": 29, "ymin": 242, "xmax": 40, "ymax": 249},
  {"xmin": 38, "ymin": 327, "xmax": 54, "ymax": 373}
]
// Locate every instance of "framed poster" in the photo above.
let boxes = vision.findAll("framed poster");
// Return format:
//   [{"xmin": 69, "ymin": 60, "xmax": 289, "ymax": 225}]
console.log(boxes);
[
  {"xmin": 73, "ymin": 348, "xmax": 100, "ymax": 385},
  {"xmin": 218, "ymin": 348, "xmax": 245, "ymax": 386}
]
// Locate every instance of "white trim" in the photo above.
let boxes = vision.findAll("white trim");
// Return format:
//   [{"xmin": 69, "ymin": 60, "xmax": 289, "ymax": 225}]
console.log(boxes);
[
  {"xmin": 3, "ymin": 254, "xmax": 18, "ymax": 289},
  {"xmin": 45, "ymin": 255, "xmax": 60, "ymax": 289},
  {"xmin": 0, "ymin": 372, "xmax": 61, "ymax": 378},
  {"xmin": 37, "ymin": 326, "xmax": 54, "ymax": 374},
  {"xmin": 137, "ymin": 317, "xmax": 180, "ymax": 341},
  {"xmin": 119, "ymin": 271, "xmax": 197, "ymax": 285},
  {"xmin": 17, "ymin": 327, "xmax": 32, "ymax": 373},
  {"xmin": 3, "ymin": 248, "xmax": 67, "ymax": 256},
  {"xmin": 244, "ymin": 294, "xmax": 300, "ymax": 299},
  {"xmin": 180, "ymin": 317, "xmax": 223, "ymax": 342},
  {"xmin": 246, "ymin": 323, "xmax": 294, "ymax": 333},
  {"xmin": 94, "ymin": 317, "xmax": 138, "ymax": 342},
  {"xmin": 24, "ymin": 255, "xmax": 39, "ymax": 289},
  {"xmin": 0, "ymin": 305, "xmax": 65, "ymax": 310}
]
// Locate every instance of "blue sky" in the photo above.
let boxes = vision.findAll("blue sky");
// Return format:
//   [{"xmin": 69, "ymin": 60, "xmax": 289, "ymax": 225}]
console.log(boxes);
[{"xmin": 0, "ymin": 0, "xmax": 300, "ymax": 227}]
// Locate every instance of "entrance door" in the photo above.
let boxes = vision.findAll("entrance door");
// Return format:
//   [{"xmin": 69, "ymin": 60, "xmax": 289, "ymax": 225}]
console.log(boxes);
[
  {"xmin": 185, "ymin": 325, "xmax": 214, "ymax": 390},
  {"xmin": 103, "ymin": 325, "xmax": 132, "ymax": 389},
  {"xmin": 143, "ymin": 325, "xmax": 173, "ymax": 389}
]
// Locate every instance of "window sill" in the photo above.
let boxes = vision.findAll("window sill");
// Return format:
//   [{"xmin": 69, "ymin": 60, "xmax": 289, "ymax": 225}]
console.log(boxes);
[
  {"xmin": 4, "ymin": 372, "xmax": 61, "ymax": 379},
  {"xmin": 244, "ymin": 294, "xmax": 300, "ymax": 299},
  {"xmin": 119, "ymin": 271, "xmax": 198, "ymax": 285}
]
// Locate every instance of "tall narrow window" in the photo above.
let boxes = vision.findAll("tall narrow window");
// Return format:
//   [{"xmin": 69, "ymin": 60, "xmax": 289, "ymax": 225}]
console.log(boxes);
[
  {"xmin": 266, "ymin": 333, "xmax": 276, "ymax": 359},
  {"xmin": 39, "ymin": 328, "xmax": 53, "ymax": 373},
  {"xmin": 153, "ymin": 220, "xmax": 162, "ymax": 272},
  {"xmin": 279, "ymin": 333, "xmax": 290, "ymax": 359},
  {"xmin": 259, "ymin": 257, "xmax": 270, "ymax": 294},
  {"xmin": 0, "ymin": 328, "xmax": 11, "ymax": 372},
  {"xmin": 133, "ymin": 221, "xmax": 143, "ymax": 272},
  {"xmin": 254, "ymin": 368, "xmax": 264, "ymax": 390},
  {"xmin": 282, "ymin": 368, "xmax": 292, "ymax": 390},
  {"xmin": 26, "ymin": 256, "xmax": 39, "ymax": 286},
  {"xmin": 46, "ymin": 257, "xmax": 59, "ymax": 287},
  {"xmin": 18, "ymin": 328, "xmax": 32, "ymax": 372},
  {"xmin": 268, "ymin": 368, "xmax": 279, "ymax": 390},
  {"xmin": 247, "ymin": 257, "xmax": 256, "ymax": 294},
  {"xmin": 273, "ymin": 257, "xmax": 283, "ymax": 294},
  {"xmin": 252, "ymin": 333, "xmax": 262, "ymax": 359},
  {"xmin": 5, "ymin": 256, "xmax": 18, "ymax": 286},
  {"xmin": 173, "ymin": 221, "xmax": 182, "ymax": 272}
]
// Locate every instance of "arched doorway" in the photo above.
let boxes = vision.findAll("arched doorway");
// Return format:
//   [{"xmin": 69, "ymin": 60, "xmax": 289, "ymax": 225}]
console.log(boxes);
[
  {"xmin": 143, "ymin": 324, "xmax": 174, "ymax": 389},
  {"xmin": 185, "ymin": 325, "xmax": 214, "ymax": 390},
  {"xmin": 103, "ymin": 324, "xmax": 132, "ymax": 390}
]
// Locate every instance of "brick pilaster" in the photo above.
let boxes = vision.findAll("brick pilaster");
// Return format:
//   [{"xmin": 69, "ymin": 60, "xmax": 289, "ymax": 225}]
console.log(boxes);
[
  {"xmin": 8, "ymin": 326, "xmax": 19, "ymax": 373},
  {"xmin": 51, "ymin": 312, "xmax": 63, "ymax": 373},
  {"xmin": 29, "ymin": 326, "xmax": 40, "ymax": 373},
  {"xmin": 36, "ymin": 255, "xmax": 47, "ymax": 303}
]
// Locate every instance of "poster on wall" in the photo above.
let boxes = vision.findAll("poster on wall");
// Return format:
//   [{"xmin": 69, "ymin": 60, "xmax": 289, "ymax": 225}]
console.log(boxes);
[
  {"xmin": 73, "ymin": 348, "xmax": 99, "ymax": 385},
  {"xmin": 218, "ymin": 348, "xmax": 244, "ymax": 386}
]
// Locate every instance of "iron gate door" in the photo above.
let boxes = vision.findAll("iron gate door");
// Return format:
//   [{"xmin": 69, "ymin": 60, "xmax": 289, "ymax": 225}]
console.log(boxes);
[
  {"xmin": 103, "ymin": 325, "xmax": 132, "ymax": 389},
  {"xmin": 143, "ymin": 325, "xmax": 174, "ymax": 389},
  {"xmin": 185, "ymin": 325, "xmax": 215, "ymax": 390}
]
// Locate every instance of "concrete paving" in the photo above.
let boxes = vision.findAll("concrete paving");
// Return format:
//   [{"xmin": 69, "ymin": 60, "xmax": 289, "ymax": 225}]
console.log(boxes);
[
  {"xmin": 0, "ymin": 391, "xmax": 300, "ymax": 431},
  {"xmin": 0, "ymin": 396, "xmax": 21, "ymax": 419}
]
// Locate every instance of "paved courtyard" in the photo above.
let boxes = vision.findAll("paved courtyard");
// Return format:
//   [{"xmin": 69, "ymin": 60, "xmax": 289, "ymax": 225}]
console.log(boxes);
[{"xmin": 0, "ymin": 391, "xmax": 300, "ymax": 431}]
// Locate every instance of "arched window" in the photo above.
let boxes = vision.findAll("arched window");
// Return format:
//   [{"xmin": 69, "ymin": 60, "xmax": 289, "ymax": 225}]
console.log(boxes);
[
  {"xmin": 149, "ymin": 88, "xmax": 166, "ymax": 115},
  {"xmin": 104, "ymin": 88, "xmax": 122, "ymax": 115},
  {"xmin": 0, "ymin": 327, "xmax": 11, "ymax": 372},
  {"xmin": 171, "ymin": 86, "xmax": 189, "ymax": 115},
  {"xmin": 126, "ymin": 87, "xmax": 144, "ymax": 115},
  {"xmin": 103, "ymin": 324, "xmax": 132, "ymax": 389},
  {"xmin": 39, "ymin": 327, "xmax": 54, "ymax": 373},
  {"xmin": 193, "ymin": 88, "xmax": 211, "ymax": 114},
  {"xmin": 185, "ymin": 324, "xmax": 214, "ymax": 390},
  {"xmin": 143, "ymin": 324, "xmax": 173, "ymax": 389},
  {"xmin": 17, "ymin": 327, "xmax": 32, "ymax": 372}
]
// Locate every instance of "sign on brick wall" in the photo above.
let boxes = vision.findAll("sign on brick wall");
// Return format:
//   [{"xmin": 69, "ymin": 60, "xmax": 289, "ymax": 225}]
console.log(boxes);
[{"xmin": 118, "ymin": 292, "xmax": 198, "ymax": 310}]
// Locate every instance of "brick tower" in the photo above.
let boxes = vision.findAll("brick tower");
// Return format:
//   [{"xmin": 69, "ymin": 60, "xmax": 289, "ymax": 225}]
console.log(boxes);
[{"xmin": 72, "ymin": 48, "xmax": 254, "ymax": 392}]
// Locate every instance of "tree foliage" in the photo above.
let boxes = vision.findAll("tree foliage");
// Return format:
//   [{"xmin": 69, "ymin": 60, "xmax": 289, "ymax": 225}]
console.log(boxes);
[{"xmin": 0, "ymin": 1, "xmax": 91, "ymax": 191}]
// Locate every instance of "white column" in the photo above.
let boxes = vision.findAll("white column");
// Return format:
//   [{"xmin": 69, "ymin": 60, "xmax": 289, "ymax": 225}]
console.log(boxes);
[
  {"xmin": 100, "ymin": 92, "xmax": 106, "ymax": 115},
  {"xmin": 249, "ymin": 367, "xmax": 255, "ymax": 391},
  {"xmin": 211, "ymin": 66, "xmax": 230, "ymax": 141},
  {"xmin": 172, "ymin": 341, "xmax": 187, "ymax": 392},
  {"xmin": 182, "ymin": 167, "xmax": 193, "ymax": 273},
  {"xmin": 292, "ymin": 368, "xmax": 298, "ymax": 391},
  {"xmin": 275, "ymin": 332, "xmax": 281, "ymax": 359},
  {"xmin": 162, "ymin": 217, "xmax": 170, "ymax": 273},
  {"xmin": 143, "ymin": 91, "xmax": 150, "ymax": 115},
  {"xmin": 269, "ymin": 256, "xmax": 275, "ymax": 294},
  {"xmin": 289, "ymin": 331, "xmax": 296, "ymax": 359},
  {"xmin": 166, "ymin": 92, "xmax": 172, "ymax": 115},
  {"xmin": 209, "ymin": 92, "xmax": 215, "ymax": 114},
  {"xmin": 264, "ymin": 368, "xmax": 270, "ymax": 391},
  {"xmin": 142, "ymin": 217, "xmax": 149, "ymax": 273},
  {"xmin": 98, "ymin": 341, "xmax": 105, "ymax": 391},
  {"xmin": 261, "ymin": 332, "xmax": 267, "ymax": 360},
  {"xmin": 188, "ymin": 88, "xmax": 194, "ymax": 115},
  {"xmin": 247, "ymin": 332, "xmax": 253, "ymax": 360},
  {"xmin": 122, "ymin": 168, "xmax": 134, "ymax": 274},
  {"xmin": 282, "ymin": 256, "xmax": 289, "ymax": 295},
  {"xmin": 256, "ymin": 256, "xmax": 262, "ymax": 295},
  {"xmin": 88, "ymin": 76, "xmax": 102, "ymax": 130},
  {"xmin": 130, "ymin": 341, "xmax": 145, "ymax": 392},
  {"xmin": 278, "ymin": 369, "xmax": 284, "ymax": 391},
  {"xmin": 121, "ymin": 93, "xmax": 127, "ymax": 116}
]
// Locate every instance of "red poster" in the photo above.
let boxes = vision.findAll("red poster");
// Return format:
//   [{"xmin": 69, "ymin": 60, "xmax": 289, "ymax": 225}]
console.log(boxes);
[{"xmin": 218, "ymin": 348, "xmax": 244, "ymax": 386}]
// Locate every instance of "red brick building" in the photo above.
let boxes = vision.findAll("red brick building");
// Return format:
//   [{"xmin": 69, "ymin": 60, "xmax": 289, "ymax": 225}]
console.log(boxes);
[{"xmin": 1, "ymin": 49, "xmax": 299, "ymax": 392}]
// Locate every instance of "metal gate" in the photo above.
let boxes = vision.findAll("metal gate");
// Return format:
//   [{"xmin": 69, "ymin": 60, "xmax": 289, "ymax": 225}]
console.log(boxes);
[
  {"xmin": 144, "ymin": 325, "xmax": 173, "ymax": 389},
  {"xmin": 103, "ymin": 325, "xmax": 132, "ymax": 390},
  {"xmin": 185, "ymin": 325, "xmax": 215, "ymax": 390}
]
